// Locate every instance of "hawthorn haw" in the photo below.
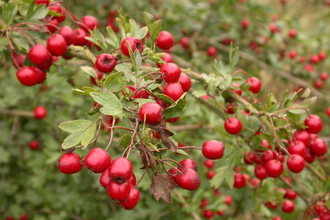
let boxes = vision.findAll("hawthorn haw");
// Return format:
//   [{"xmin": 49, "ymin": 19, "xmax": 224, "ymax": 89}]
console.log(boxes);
[
  {"xmin": 160, "ymin": 63, "xmax": 181, "ymax": 83},
  {"xmin": 320, "ymin": 72, "xmax": 328, "ymax": 81},
  {"xmin": 47, "ymin": 34, "xmax": 67, "ymax": 56},
  {"xmin": 35, "ymin": 0, "xmax": 50, "ymax": 6},
  {"xmin": 310, "ymin": 138, "xmax": 328, "ymax": 156},
  {"xmin": 203, "ymin": 159, "xmax": 215, "ymax": 169},
  {"xmin": 163, "ymin": 83, "xmax": 184, "ymax": 101},
  {"xmin": 107, "ymin": 180, "xmax": 131, "ymax": 201},
  {"xmin": 254, "ymin": 164, "xmax": 268, "ymax": 180},
  {"xmin": 139, "ymin": 102, "xmax": 163, "ymax": 124},
  {"xmin": 29, "ymin": 140, "xmax": 39, "ymax": 150},
  {"xmin": 11, "ymin": 51, "xmax": 26, "ymax": 69},
  {"xmin": 33, "ymin": 106, "xmax": 47, "ymax": 119},
  {"xmin": 155, "ymin": 31, "xmax": 174, "ymax": 50},
  {"xmin": 176, "ymin": 168, "xmax": 201, "ymax": 190},
  {"xmin": 28, "ymin": 44, "xmax": 52, "ymax": 66},
  {"xmin": 206, "ymin": 170, "xmax": 216, "ymax": 179},
  {"xmin": 59, "ymin": 26, "xmax": 75, "ymax": 45},
  {"xmin": 265, "ymin": 159, "xmax": 284, "ymax": 178},
  {"xmin": 287, "ymin": 154, "xmax": 305, "ymax": 173},
  {"xmin": 233, "ymin": 172, "xmax": 246, "ymax": 188},
  {"xmin": 156, "ymin": 52, "xmax": 173, "ymax": 67},
  {"xmin": 288, "ymin": 141, "xmax": 307, "ymax": 158},
  {"xmin": 80, "ymin": 15, "xmax": 99, "ymax": 31},
  {"xmin": 231, "ymin": 83, "xmax": 243, "ymax": 96},
  {"xmin": 207, "ymin": 47, "xmax": 217, "ymax": 57},
  {"xmin": 284, "ymin": 189, "xmax": 297, "ymax": 200},
  {"xmin": 224, "ymin": 117, "xmax": 242, "ymax": 135},
  {"xmin": 16, "ymin": 66, "xmax": 39, "ymax": 86},
  {"xmin": 94, "ymin": 53, "xmax": 117, "ymax": 73},
  {"xmin": 74, "ymin": 28, "xmax": 88, "ymax": 46},
  {"xmin": 178, "ymin": 73, "xmax": 192, "ymax": 92},
  {"xmin": 99, "ymin": 168, "xmax": 110, "ymax": 188},
  {"xmin": 224, "ymin": 195, "xmax": 233, "ymax": 205},
  {"xmin": 293, "ymin": 129, "xmax": 311, "ymax": 147},
  {"xmin": 246, "ymin": 77, "xmax": 262, "ymax": 93},
  {"xmin": 282, "ymin": 200, "xmax": 295, "ymax": 213},
  {"xmin": 108, "ymin": 157, "xmax": 133, "ymax": 183},
  {"xmin": 117, "ymin": 186, "xmax": 140, "ymax": 210},
  {"xmin": 202, "ymin": 140, "xmax": 225, "ymax": 160},
  {"xmin": 120, "ymin": 37, "xmax": 144, "ymax": 57},
  {"xmin": 304, "ymin": 115, "xmax": 323, "ymax": 134},
  {"xmin": 304, "ymin": 148, "xmax": 316, "ymax": 164},
  {"xmin": 202, "ymin": 210, "xmax": 214, "ymax": 219},
  {"xmin": 84, "ymin": 148, "xmax": 111, "ymax": 173},
  {"xmin": 178, "ymin": 159, "xmax": 198, "ymax": 171},
  {"xmin": 58, "ymin": 153, "xmax": 83, "ymax": 174},
  {"xmin": 49, "ymin": 3, "xmax": 66, "ymax": 22}
]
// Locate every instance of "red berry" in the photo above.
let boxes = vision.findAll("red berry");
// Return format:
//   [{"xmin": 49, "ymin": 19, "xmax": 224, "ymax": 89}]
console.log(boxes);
[
  {"xmin": 179, "ymin": 37, "xmax": 190, "ymax": 49},
  {"xmin": 31, "ymin": 66, "xmax": 47, "ymax": 84},
  {"xmin": 314, "ymin": 80, "xmax": 323, "ymax": 89},
  {"xmin": 43, "ymin": 18, "xmax": 59, "ymax": 33},
  {"xmin": 233, "ymin": 172, "xmax": 246, "ymax": 188},
  {"xmin": 99, "ymin": 168, "xmax": 110, "ymax": 188},
  {"xmin": 203, "ymin": 159, "xmax": 215, "ymax": 169},
  {"xmin": 200, "ymin": 198, "xmax": 209, "ymax": 208},
  {"xmin": 288, "ymin": 141, "xmax": 307, "ymax": 158},
  {"xmin": 287, "ymin": 154, "xmax": 305, "ymax": 173},
  {"xmin": 304, "ymin": 148, "xmax": 316, "ymax": 164},
  {"xmin": 16, "ymin": 66, "xmax": 39, "ymax": 86},
  {"xmin": 73, "ymin": 28, "xmax": 88, "ymax": 46},
  {"xmin": 120, "ymin": 37, "xmax": 144, "ymax": 57},
  {"xmin": 34, "ymin": 106, "xmax": 47, "ymax": 119},
  {"xmin": 134, "ymin": 90, "xmax": 149, "ymax": 99},
  {"xmin": 326, "ymin": 107, "xmax": 330, "ymax": 116},
  {"xmin": 19, "ymin": 214, "xmax": 28, "ymax": 220},
  {"xmin": 250, "ymin": 178, "xmax": 260, "ymax": 187},
  {"xmin": 206, "ymin": 170, "xmax": 216, "ymax": 179},
  {"xmin": 269, "ymin": 24, "xmax": 277, "ymax": 33},
  {"xmin": 176, "ymin": 168, "xmax": 201, "ymax": 190},
  {"xmin": 310, "ymin": 138, "xmax": 328, "ymax": 156},
  {"xmin": 254, "ymin": 164, "xmax": 268, "ymax": 180},
  {"xmin": 319, "ymin": 51, "xmax": 327, "ymax": 60},
  {"xmin": 265, "ymin": 201, "xmax": 278, "ymax": 210},
  {"xmin": 59, "ymin": 26, "xmax": 75, "ymax": 45},
  {"xmin": 282, "ymin": 200, "xmax": 295, "ymax": 213},
  {"xmin": 107, "ymin": 180, "xmax": 131, "ymax": 201},
  {"xmin": 139, "ymin": 102, "xmax": 163, "ymax": 124},
  {"xmin": 94, "ymin": 53, "xmax": 117, "ymax": 73},
  {"xmin": 241, "ymin": 19, "xmax": 249, "ymax": 29},
  {"xmin": 108, "ymin": 157, "xmax": 133, "ymax": 183},
  {"xmin": 202, "ymin": 210, "xmax": 214, "ymax": 219},
  {"xmin": 224, "ymin": 117, "xmax": 242, "ymax": 135},
  {"xmin": 261, "ymin": 150, "xmax": 276, "ymax": 164},
  {"xmin": 243, "ymin": 151, "xmax": 255, "ymax": 165},
  {"xmin": 293, "ymin": 129, "xmax": 311, "ymax": 147},
  {"xmin": 320, "ymin": 72, "xmax": 329, "ymax": 81},
  {"xmin": 90, "ymin": 69, "xmax": 103, "ymax": 85},
  {"xmin": 289, "ymin": 50, "xmax": 297, "ymax": 59},
  {"xmin": 128, "ymin": 173, "xmax": 137, "ymax": 186},
  {"xmin": 28, "ymin": 44, "xmax": 51, "ymax": 66},
  {"xmin": 168, "ymin": 168, "xmax": 178, "ymax": 182},
  {"xmin": 310, "ymin": 55, "xmax": 320, "ymax": 64},
  {"xmin": 284, "ymin": 189, "xmax": 297, "ymax": 200},
  {"xmin": 231, "ymin": 83, "xmax": 242, "ymax": 96},
  {"xmin": 58, "ymin": 152, "xmax": 83, "ymax": 174},
  {"xmin": 80, "ymin": 15, "xmax": 99, "ymax": 31},
  {"xmin": 160, "ymin": 63, "xmax": 181, "ymax": 83},
  {"xmin": 207, "ymin": 47, "xmax": 217, "ymax": 57},
  {"xmin": 246, "ymin": 77, "xmax": 262, "ymax": 93},
  {"xmin": 84, "ymin": 148, "xmax": 111, "ymax": 173},
  {"xmin": 47, "ymin": 34, "xmax": 67, "ymax": 56},
  {"xmin": 224, "ymin": 195, "xmax": 232, "ymax": 205},
  {"xmin": 117, "ymin": 186, "xmax": 140, "ymax": 210},
  {"xmin": 202, "ymin": 140, "xmax": 225, "ymax": 160},
  {"xmin": 5, "ymin": 216, "xmax": 14, "ymax": 220},
  {"xmin": 156, "ymin": 52, "xmax": 173, "ymax": 68},
  {"xmin": 178, "ymin": 73, "xmax": 192, "ymax": 92},
  {"xmin": 155, "ymin": 31, "xmax": 174, "ymax": 50},
  {"xmin": 179, "ymin": 159, "xmax": 197, "ymax": 171},
  {"xmin": 49, "ymin": 4, "xmax": 66, "ymax": 22},
  {"xmin": 11, "ymin": 51, "xmax": 26, "ymax": 69},
  {"xmin": 29, "ymin": 140, "xmax": 39, "ymax": 150},
  {"xmin": 163, "ymin": 83, "xmax": 184, "ymax": 101},
  {"xmin": 304, "ymin": 115, "xmax": 323, "ymax": 134},
  {"xmin": 265, "ymin": 159, "xmax": 284, "ymax": 178},
  {"xmin": 288, "ymin": 29, "xmax": 297, "ymax": 38},
  {"xmin": 35, "ymin": 0, "xmax": 49, "ymax": 6},
  {"xmin": 272, "ymin": 216, "xmax": 283, "ymax": 220}
]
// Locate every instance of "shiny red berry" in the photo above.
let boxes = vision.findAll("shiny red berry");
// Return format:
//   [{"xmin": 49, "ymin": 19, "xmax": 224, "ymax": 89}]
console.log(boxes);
[
  {"xmin": 310, "ymin": 138, "xmax": 328, "ymax": 156},
  {"xmin": 224, "ymin": 117, "xmax": 242, "ymax": 135},
  {"xmin": 58, "ymin": 152, "xmax": 83, "ymax": 174},
  {"xmin": 155, "ymin": 31, "xmax": 174, "ymax": 50},
  {"xmin": 202, "ymin": 140, "xmax": 225, "ymax": 160},
  {"xmin": 160, "ymin": 63, "xmax": 181, "ymax": 83},
  {"xmin": 80, "ymin": 15, "xmax": 99, "ymax": 31},
  {"xmin": 108, "ymin": 157, "xmax": 133, "ymax": 183},
  {"xmin": 287, "ymin": 154, "xmax": 305, "ymax": 173},
  {"xmin": 176, "ymin": 168, "xmax": 201, "ymax": 190},
  {"xmin": 178, "ymin": 73, "xmax": 192, "ymax": 92},
  {"xmin": 84, "ymin": 148, "xmax": 111, "ymax": 173},
  {"xmin": 107, "ymin": 180, "xmax": 131, "ymax": 201},
  {"xmin": 139, "ymin": 102, "xmax": 163, "ymax": 124},
  {"xmin": 95, "ymin": 53, "xmax": 117, "ymax": 73},
  {"xmin": 265, "ymin": 159, "xmax": 283, "ymax": 178},
  {"xmin": 33, "ymin": 106, "xmax": 47, "ymax": 119},
  {"xmin": 28, "ymin": 44, "xmax": 51, "ymax": 66},
  {"xmin": 47, "ymin": 34, "xmax": 67, "ymax": 56},
  {"xmin": 282, "ymin": 200, "xmax": 295, "ymax": 213},
  {"xmin": 163, "ymin": 83, "xmax": 184, "ymax": 101},
  {"xmin": 16, "ymin": 66, "xmax": 39, "ymax": 86},
  {"xmin": 246, "ymin": 77, "xmax": 262, "ymax": 93},
  {"xmin": 304, "ymin": 115, "xmax": 323, "ymax": 134},
  {"xmin": 117, "ymin": 186, "xmax": 140, "ymax": 210},
  {"xmin": 59, "ymin": 26, "xmax": 75, "ymax": 45},
  {"xmin": 120, "ymin": 37, "xmax": 144, "ymax": 57}
]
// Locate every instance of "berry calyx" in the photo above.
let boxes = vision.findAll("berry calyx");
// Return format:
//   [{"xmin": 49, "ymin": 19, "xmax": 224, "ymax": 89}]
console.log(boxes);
[
  {"xmin": 202, "ymin": 140, "xmax": 225, "ymax": 160},
  {"xmin": 139, "ymin": 102, "xmax": 163, "ymax": 124},
  {"xmin": 108, "ymin": 157, "xmax": 133, "ymax": 183},
  {"xmin": 155, "ymin": 31, "xmax": 174, "ymax": 50},
  {"xmin": 287, "ymin": 154, "xmax": 305, "ymax": 173},
  {"xmin": 47, "ymin": 34, "xmax": 68, "ymax": 56},
  {"xmin": 120, "ymin": 37, "xmax": 144, "ymax": 57},
  {"xmin": 33, "ymin": 106, "xmax": 47, "ymax": 119},
  {"xmin": 58, "ymin": 152, "xmax": 83, "ymax": 174},
  {"xmin": 224, "ymin": 117, "xmax": 242, "ymax": 135},
  {"xmin": 94, "ymin": 53, "xmax": 117, "ymax": 73},
  {"xmin": 84, "ymin": 148, "xmax": 111, "ymax": 173}
]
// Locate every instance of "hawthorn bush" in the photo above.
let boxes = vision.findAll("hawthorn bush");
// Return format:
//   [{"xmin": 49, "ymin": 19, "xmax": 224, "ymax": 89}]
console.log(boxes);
[{"xmin": 0, "ymin": 0, "xmax": 329, "ymax": 220}]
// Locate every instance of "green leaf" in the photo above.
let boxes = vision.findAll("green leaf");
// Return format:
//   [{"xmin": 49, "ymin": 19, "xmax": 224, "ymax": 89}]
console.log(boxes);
[
  {"xmin": 72, "ymin": 86, "xmax": 96, "ymax": 96},
  {"xmin": 103, "ymin": 71, "xmax": 124, "ymax": 92},
  {"xmin": 229, "ymin": 46, "xmax": 239, "ymax": 72},
  {"xmin": 144, "ymin": 12, "xmax": 155, "ymax": 26},
  {"xmin": 176, "ymin": 149, "xmax": 189, "ymax": 156},
  {"xmin": 154, "ymin": 93, "xmax": 175, "ymax": 105},
  {"xmin": 210, "ymin": 165, "xmax": 230, "ymax": 189},
  {"xmin": 86, "ymin": 29, "xmax": 108, "ymax": 51},
  {"xmin": 192, "ymin": 90, "xmax": 207, "ymax": 98},
  {"xmin": 129, "ymin": 19, "xmax": 139, "ymax": 37},
  {"xmin": 106, "ymin": 26, "xmax": 120, "ymax": 48},
  {"xmin": 288, "ymin": 104, "xmax": 306, "ymax": 114},
  {"xmin": 136, "ymin": 26, "xmax": 148, "ymax": 40},
  {"xmin": 225, "ymin": 169, "xmax": 234, "ymax": 189},
  {"xmin": 58, "ymin": 119, "xmax": 97, "ymax": 149},
  {"xmin": 164, "ymin": 94, "xmax": 186, "ymax": 119},
  {"xmin": 3, "ymin": 3, "xmax": 18, "ymax": 25},
  {"xmin": 80, "ymin": 66, "xmax": 97, "ymax": 78},
  {"xmin": 90, "ymin": 90, "xmax": 123, "ymax": 118},
  {"xmin": 120, "ymin": 134, "xmax": 132, "ymax": 148},
  {"xmin": 148, "ymin": 20, "xmax": 162, "ymax": 41}
]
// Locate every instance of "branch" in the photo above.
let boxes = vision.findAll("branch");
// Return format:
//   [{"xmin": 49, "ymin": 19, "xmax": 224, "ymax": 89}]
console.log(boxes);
[
  {"xmin": 65, "ymin": 45, "xmax": 96, "ymax": 63},
  {"xmin": 305, "ymin": 163, "xmax": 327, "ymax": 182},
  {"xmin": 0, "ymin": 109, "xmax": 34, "ymax": 117}
]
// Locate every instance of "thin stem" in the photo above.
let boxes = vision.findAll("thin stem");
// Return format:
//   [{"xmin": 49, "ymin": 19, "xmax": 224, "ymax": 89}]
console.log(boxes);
[
  {"xmin": 92, "ymin": 116, "xmax": 103, "ymax": 148},
  {"xmin": 305, "ymin": 163, "xmax": 327, "ymax": 182},
  {"xmin": 104, "ymin": 117, "xmax": 116, "ymax": 151},
  {"xmin": 122, "ymin": 118, "xmax": 139, "ymax": 158},
  {"xmin": 267, "ymin": 115, "xmax": 291, "ymax": 156},
  {"xmin": 0, "ymin": 109, "xmax": 34, "ymax": 117},
  {"xmin": 158, "ymin": 160, "xmax": 183, "ymax": 175}
]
